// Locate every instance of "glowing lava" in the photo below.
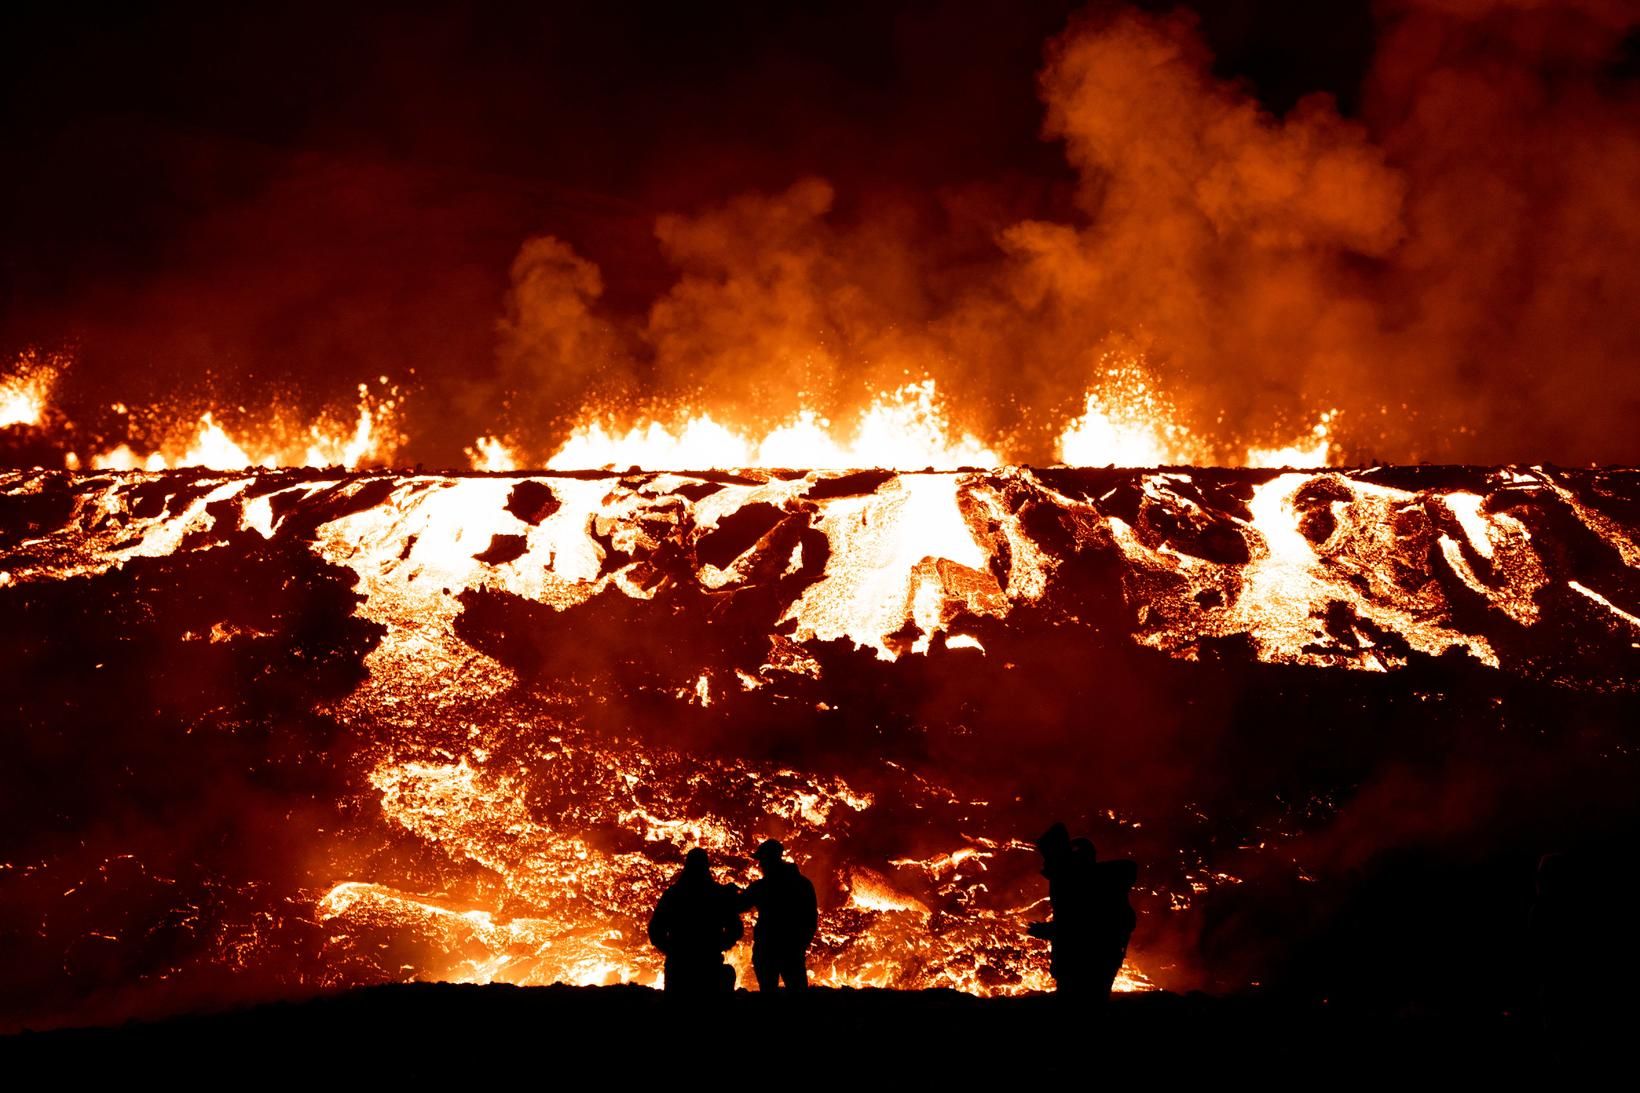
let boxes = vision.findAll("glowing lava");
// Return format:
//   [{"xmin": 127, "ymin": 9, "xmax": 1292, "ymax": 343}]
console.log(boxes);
[
  {"xmin": 544, "ymin": 381, "xmax": 1001, "ymax": 471},
  {"xmin": 4, "ymin": 460, "xmax": 1631, "ymax": 1025},
  {"xmin": 0, "ymin": 351, "xmax": 58, "ymax": 428},
  {"xmin": 84, "ymin": 385, "xmax": 403, "ymax": 471}
]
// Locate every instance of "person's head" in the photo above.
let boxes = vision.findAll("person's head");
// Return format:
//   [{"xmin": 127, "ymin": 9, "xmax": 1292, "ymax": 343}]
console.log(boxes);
[
  {"xmin": 683, "ymin": 847, "xmax": 711, "ymax": 882},
  {"xmin": 754, "ymin": 839, "xmax": 785, "ymax": 875},
  {"xmin": 1035, "ymin": 823, "xmax": 1071, "ymax": 861}
]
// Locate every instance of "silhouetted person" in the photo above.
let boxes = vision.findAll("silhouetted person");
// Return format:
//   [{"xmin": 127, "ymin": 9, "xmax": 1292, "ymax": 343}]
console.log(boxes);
[
  {"xmin": 649, "ymin": 848, "xmax": 742, "ymax": 994},
  {"xmin": 1028, "ymin": 823, "xmax": 1088, "ymax": 991},
  {"xmin": 1530, "ymin": 853, "xmax": 1573, "ymax": 1032},
  {"xmin": 739, "ymin": 839, "xmax": 818, "ymax": 991},
  {"xmin": 1076, "ymin": 836, "xmax": 1137, "ymax": 999},
  {"xmin": 1528, "ymin": 850, "xmax": 1628, "ymax": 1036},
  {"xmin": 1028, "ymin": 824, "xmax": 1136, "ymax": 1002}
]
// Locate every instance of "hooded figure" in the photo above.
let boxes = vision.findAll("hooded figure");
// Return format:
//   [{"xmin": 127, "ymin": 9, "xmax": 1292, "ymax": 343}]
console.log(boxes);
[
  {"xmin": 649, "ymin": 848, "xmax": 743, "ymax": 994},
  {"xmin": 739, "ymin": 839, "xmax": 819, "ymax": 991}
]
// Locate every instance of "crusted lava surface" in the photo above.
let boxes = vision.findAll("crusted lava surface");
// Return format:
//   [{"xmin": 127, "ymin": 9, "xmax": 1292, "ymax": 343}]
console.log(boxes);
[{"xmin": 2, "ymin": 465, "xmax": 1638, "ymax": 1031}]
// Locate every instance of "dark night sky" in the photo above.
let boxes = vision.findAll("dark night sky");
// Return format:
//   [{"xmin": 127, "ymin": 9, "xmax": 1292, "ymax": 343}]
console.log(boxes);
[
  {"xmin": 0, "ymin": 3, "xmax": 1371, "ymax": 398},
  {"xmin": 1, "ymin": 2, "xmax": 1371, "ymax": 306}
]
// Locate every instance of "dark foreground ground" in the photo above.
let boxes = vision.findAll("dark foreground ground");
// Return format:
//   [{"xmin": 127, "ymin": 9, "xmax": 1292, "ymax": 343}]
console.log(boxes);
[{"xmin": 0, "ymin": 982, "xmax": 1594, "ymax": 1074}]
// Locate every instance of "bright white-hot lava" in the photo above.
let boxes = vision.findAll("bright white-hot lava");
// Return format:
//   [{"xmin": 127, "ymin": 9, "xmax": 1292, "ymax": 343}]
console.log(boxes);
[
  {"xmin": 7, "ymin": 350, "xmax": 1340, "ymax": 473},
  {"xmin": 1056, "ymin": 366, "xmax": 1206, "ymax": 467},
  {"xmin": 1, "ymin": 461, "xmax": 1632, "ymax": 1013},
  {"xmin": 544, "ymin": 381, "xmax": 1001, "ymax": 471},
  {"xmin": 1, "ymin": 350, "xmax": 59, "ymax": 428},
  {"xmin": 517, "ymin": 376, "xmax": 1333, "ymax": 473},
  {"xmin": 86, "ymin": 386, "xmax": 403, "ymax": 471},
  {"xmin": 1244, "ymin": 414, "xmax": 1335, "ymax": 469}
]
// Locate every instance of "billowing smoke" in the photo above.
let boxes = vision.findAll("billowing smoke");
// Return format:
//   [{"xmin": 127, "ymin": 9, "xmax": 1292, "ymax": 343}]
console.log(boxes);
[
  {"xmin": 495, "ymin": 236, "xmax": 627, "ymax": 431},
  {"xmin": 1361, "ymin": 0, "xmax": 1640, "ymax": 462},
  {"xmin": 1012, "ymin": 6, "xmax": 1404, "ymax": 456},
  {"xmin": 487, "ymin": 0, "xmax": 1640, "ymax": 465},
  {"xmin": 3, "ymin": 2, "xmax": 1638, "ymax": 464}
]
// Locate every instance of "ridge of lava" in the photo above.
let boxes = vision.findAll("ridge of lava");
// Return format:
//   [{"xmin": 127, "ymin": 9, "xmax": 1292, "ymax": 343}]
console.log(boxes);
[{"xmin": 2, "ymin": 463, "xmax": 1637, "ymax": 1030}]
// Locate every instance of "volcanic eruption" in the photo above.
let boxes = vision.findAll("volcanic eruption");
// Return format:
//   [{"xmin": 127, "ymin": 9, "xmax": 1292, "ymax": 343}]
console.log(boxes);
[{"xmin": 3, "ymin": 0, "xmax": 1640, "ymax": 1036}]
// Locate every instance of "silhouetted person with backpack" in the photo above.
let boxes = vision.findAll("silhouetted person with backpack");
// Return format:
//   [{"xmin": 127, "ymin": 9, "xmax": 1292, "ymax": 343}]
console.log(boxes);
[
  {"xmin": 1028, "ymin": 823, "xmax": 1136, "ymax": 1001},
  {"xmin": 649, "ymin": 848, "xmax": 743, "ymax": 994},
  {"xmin": 1076, "ymin": 836, "xmax": 1137, "ymax": 998},
  {"xmin": 739, "ymin": 839, "xmax": 818, "ymax": 991}
]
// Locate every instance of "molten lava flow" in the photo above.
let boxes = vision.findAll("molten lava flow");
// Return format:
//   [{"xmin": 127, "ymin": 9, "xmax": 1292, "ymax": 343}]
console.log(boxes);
[
  {"xmin": 3, "ymin": 461, "xmax": 1635, "ymax": 1029},
  {"xmin": 782, "ymin": 473, "xmax": 1030, "ymax": 658}
]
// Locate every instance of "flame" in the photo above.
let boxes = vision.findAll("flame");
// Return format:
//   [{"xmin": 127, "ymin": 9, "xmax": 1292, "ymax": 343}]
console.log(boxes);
[
  {"xmin": 10, "ymin": 350, "xmax": 1334, "ymax": 474},
  {"xmin": 541, "ymin": 381, "xmax": 1000, "ymax": 471},
  {"xmin": 465, "ymin": 371, "xmax": 1335, "ymax": 472},
  {"xmin": 1055, "ymin": 361, "xmax": 1334, "ymax": 468},
  {"xmin": 83, "ymin": 384, "xmax": 404, "ymax": 471},
  {"xmin": 466, "ymin": 435, "xmax": 520, "ymax": 472},
  {"xmin": 0, "ymin": 350, "xmax": 60, "ymax": 429},
  {"xmin": 1056, "ymin": 368, "xmax": 1205, "ymax": 466},
  {"xmin": 1245, "ymin": 413, "xmax": 1335, "ymax": 469}
]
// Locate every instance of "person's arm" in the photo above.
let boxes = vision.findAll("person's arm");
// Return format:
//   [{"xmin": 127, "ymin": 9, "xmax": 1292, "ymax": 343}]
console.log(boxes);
[{"xmin": 737, "ymin": 879, "xmax": 761, "ymax": 912}]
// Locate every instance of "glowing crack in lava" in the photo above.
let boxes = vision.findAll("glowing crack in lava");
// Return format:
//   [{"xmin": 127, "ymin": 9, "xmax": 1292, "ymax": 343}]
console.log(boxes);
[{"xmin": 1, "ymin": 460, "xmax": 1638, "ymax": 1031}]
